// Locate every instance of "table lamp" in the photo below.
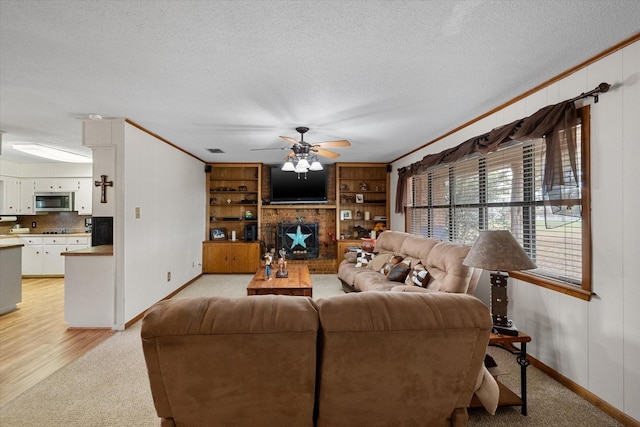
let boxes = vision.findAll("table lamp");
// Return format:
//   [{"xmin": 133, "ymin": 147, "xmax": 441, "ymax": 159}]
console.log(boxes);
[{"xmin": 463, "ymin": 230, "xmax": 537, "ymax": 336}]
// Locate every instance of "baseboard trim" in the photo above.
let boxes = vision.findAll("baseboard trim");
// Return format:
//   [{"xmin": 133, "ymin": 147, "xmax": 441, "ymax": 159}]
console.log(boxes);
[
  {"xmin": 528, "ymin": 355, "xmax": 639, "ymax": 426},
  {"xmin": 123, "ymin": 274, "xmax": 204, "ymax": 329}
]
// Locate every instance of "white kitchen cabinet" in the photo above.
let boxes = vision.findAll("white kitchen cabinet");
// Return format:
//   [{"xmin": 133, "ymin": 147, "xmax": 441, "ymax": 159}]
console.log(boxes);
[
  {"xmin": 0, "ymin": 176, "xmax": 21, "ymax": 215},
  {"xmin": 43, "ymin": 237, "xmax": 67, "ymax": 275},
  {"xmin": 66, "ymin": 236, "xmax": 90, "ymax": 249},
  {"xmin": 34, "ymin": 178, "xmax": 81, "ymax": 192},
  {"xmin": 74, "ymin": 178, "xmax": 92, "ymax": 215},
  {"xmin": 21, "ymin": 237, "xmax": 44, "ymax": 275},
  {"xmin": 20, "ymin": 236, "xmax": 89, "ymax": 276},
  {"xmin": 20, "ymin": 179, "xmax": 35, "ymax": 214}
]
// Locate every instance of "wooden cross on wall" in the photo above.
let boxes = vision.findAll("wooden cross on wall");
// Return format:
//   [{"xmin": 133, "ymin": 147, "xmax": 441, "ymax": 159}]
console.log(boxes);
[{"xmin": 95, "ymin": 175, "xmax": 113, "ymax": 203}]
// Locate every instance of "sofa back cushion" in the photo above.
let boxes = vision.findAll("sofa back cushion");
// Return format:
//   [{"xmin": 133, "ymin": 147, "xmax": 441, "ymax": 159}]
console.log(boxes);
[
  {"xmin": 141, "ymin": 296, "xmax": 318, "ymax": 427},
  {"xmin": 425, "ymin": 241, "xmax": 475, "ymax": 293},
  {"xmin": 315, "ymin": 292, "xmax": 491, "ymax": 427},
  {"xmin": 374, "ymin": 230, "xmax": 409, "ymax": 254},
  {"xmin": 398, "ymin": 233, "xmax": 440, "ymax": 261},
  {"xmin": 375, "ymin": 232, "xmax": 478, "ymax": 294}
]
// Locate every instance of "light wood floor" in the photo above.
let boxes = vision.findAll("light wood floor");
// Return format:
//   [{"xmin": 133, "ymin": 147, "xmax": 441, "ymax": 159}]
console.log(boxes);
[{"xmin": 0, "ymin": 277, "xmax": 114, "ymax": 406}]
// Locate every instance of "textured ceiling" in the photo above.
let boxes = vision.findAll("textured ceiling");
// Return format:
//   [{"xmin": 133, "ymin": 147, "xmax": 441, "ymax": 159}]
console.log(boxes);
[{"xmin": 1, "ymin": 0, "xmax": 639, "ymax": 165}]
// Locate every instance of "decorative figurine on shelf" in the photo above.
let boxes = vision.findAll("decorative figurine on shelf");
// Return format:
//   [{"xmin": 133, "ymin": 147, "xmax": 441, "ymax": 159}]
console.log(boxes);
[
  {"xmin": 263, "ymin": 249, "xmax": 274, "ymax": 280},
  {"xmin": 360, "ymin": 182, "xmax": 368, "ymax": 191},
  {"xmin": 353, "ymin": 225, "xmax": 369, "ymax": 238},
  {"xmin": 276, "ymin": 247, "xmax": 289, "ymax": 278}
]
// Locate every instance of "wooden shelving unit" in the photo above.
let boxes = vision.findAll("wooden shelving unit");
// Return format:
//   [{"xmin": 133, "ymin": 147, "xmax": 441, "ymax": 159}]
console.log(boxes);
[
  {"xmin": 335, "ymin": 162, "xmax": 390, "ymax": 240},
  {"xmin": 201, "ymin": 162, "xmax": 391, "ymax": 273},
  {"xmin": 204, "ymin": 163, "xmax": 262, "ymax": 273},
  {"xmin": 206, "ymin": 163, "xmax": 261, "ymax": 240}
]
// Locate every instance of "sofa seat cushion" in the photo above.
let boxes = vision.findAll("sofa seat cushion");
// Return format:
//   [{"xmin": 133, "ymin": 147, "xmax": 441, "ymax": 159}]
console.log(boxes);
[
  {"xmin": 315, "ymin": 292, "xmax": 492, "ymax": 426},
  {"xmin": 338, "ymin": 260, "xmax": 369, "ymax": 288},
  {"xmin": 141, "ymin": 296, "xmax": 318, "ymax": 427},
  {"xmin": 352, "ymin": 268, "xmax": 398, "ymax": 292}
]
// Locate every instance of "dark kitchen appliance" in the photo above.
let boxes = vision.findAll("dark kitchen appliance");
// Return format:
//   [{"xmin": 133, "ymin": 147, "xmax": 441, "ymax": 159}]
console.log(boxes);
[{"xmin": 91, "ymin": 216, "xmax": 113, "ymax": 246}]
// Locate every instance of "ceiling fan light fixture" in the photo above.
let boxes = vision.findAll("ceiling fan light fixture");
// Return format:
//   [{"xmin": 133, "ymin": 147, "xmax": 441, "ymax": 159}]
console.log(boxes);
[
  {"xmin": 296, "ymin": 158, "xmax": 311, "ymax": 170},
  {"xmin": 309, "ymin": 160, "xmax": 323, "ymax": 171},
  {"xmin": 294, "ymin": 163, "xmax": 309, "ymax": 174},
  {"xmin": 281, "ymin": 159, "xmax": 296, "ymax": 171}
]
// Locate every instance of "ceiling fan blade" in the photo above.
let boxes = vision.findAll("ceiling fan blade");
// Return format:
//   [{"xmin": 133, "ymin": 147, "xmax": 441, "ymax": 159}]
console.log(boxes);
[
  {"xmin": 314, "ymin": 148, "xmax": 341, "ymax": 159},
  {"xmin": 249, "ymin": 146, "xmax": 288, "ymax": 151},
  {"xmin": 279, "ymin": 136, "xmax": 299, "ymax": 145},
  {"xmin": 313, "ymin": 139, "xmax": 351, "ymax": 148}
]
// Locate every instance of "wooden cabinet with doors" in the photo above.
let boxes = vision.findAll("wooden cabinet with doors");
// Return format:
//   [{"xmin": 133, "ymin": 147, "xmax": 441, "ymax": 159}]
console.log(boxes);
[{"xmin": 202, "ymin": 241, "xmax": 260, "ymax": 273}]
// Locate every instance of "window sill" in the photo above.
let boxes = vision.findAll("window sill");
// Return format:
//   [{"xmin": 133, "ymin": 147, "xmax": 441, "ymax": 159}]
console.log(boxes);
[{"xmin": 508, "ymin": 271, "xmax": 593, "ymax": 301}]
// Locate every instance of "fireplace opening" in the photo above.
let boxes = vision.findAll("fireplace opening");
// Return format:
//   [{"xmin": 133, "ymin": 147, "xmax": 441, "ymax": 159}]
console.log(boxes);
[{"xmin": 277, "ymin": 222, "xmax": 319, "ymax": 260}]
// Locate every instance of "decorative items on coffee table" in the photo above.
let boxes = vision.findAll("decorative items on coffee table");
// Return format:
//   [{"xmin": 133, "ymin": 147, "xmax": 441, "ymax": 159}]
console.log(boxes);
[
  {"xmin": 276, "ymin": 247, "xmax": 289, "ymax": 278},
  {"xmin": 246, "ymin": 264, "xmax": 312, "ymax": 297}
]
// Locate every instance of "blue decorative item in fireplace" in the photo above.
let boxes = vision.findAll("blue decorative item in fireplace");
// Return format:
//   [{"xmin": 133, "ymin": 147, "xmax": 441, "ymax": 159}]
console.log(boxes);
[{"xmin": 277, "ymin": 222, "xmax": 319, "ymax": 259}]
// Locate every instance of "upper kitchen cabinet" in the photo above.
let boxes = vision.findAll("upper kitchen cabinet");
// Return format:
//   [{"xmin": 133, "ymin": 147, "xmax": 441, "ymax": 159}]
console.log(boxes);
[
  {"xmin": 34, "ymin": 178, "xmax": 81, "ymax": 192},
  {"xmin": 20, "ymin": 179, "xmax": 35, "ymax": 214},
  {"xmin": 0, "ymin": 176, "xmax": 20, "ymax": 215},
  {"xmin": 74, "ymin": 178, "xmax": 92, "ymax": 215}
]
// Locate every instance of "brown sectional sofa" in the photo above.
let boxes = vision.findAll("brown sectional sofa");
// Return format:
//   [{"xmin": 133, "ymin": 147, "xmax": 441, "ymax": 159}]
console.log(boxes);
[
  {"xmin": 141, "ymin": 292, "xmax": 492, "ymax": 426},
  {"xmin": 338, "ymin": 230, "xmax": 482, "ymax": 294}
]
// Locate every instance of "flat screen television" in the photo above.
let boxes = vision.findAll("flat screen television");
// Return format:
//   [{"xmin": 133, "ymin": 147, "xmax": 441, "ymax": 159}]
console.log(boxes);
[{"xmin": 269, "ymin": 165, "xmax": 328, "ymax": 204}]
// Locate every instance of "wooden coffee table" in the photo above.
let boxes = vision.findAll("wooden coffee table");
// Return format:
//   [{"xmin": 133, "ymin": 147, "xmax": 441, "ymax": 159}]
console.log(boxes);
[{"xmin": 247, "ymin": 264, "xmax": 312, "ymax": 297}]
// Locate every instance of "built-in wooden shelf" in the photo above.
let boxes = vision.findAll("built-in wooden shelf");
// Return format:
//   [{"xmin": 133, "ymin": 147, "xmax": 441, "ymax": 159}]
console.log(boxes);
[{"xmin": 262, "ymin": 204, "xmax": 337, "ymax": 210}]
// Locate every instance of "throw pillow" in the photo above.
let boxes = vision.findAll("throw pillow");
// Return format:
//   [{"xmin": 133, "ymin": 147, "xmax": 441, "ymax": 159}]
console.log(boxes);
[
  {"xmin": 355, "ymin": 251, "xmax": 375, "ymax": 268},
  {"xmin": 406, "ymin": 264, "xmax": 430, "ymax": 287},
  {"xmin": 387, "ymin": 260, "xmax": 411, "ymax": 282},
  {"xmin": 380, "ymin": 255, "xmax": 404, "ymax": 276},
  {"xmin": 367, "ymin": 252, "xmax": 394, "ymax": 271}
]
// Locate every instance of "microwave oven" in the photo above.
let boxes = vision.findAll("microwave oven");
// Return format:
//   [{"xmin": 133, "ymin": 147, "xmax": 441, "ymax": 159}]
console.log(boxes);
[{"xmin": 34, "ymin": 192, "xmax": 74, "ymax": 212}]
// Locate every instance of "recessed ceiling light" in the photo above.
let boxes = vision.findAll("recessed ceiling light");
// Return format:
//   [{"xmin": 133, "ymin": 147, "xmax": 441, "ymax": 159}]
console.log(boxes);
[
  {"xmin": 13, "ymin": 144, "xmax": 92, "ymax": 163},
  {"xmin": 88, "ymin": 114, "xmax": 103, "ymax": 120}
]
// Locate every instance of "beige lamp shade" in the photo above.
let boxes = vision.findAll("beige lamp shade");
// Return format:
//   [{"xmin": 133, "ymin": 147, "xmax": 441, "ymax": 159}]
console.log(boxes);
[{"xmin": 463, "ymin": 230, "xmax": 537, "ymax": 272}]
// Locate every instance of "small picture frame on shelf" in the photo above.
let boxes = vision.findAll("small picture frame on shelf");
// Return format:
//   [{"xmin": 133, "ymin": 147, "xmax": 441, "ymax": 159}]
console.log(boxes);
[
  {"xmin": 355, "ymin": 194, "xmax": 364, "ymax": 203},
  {"xmin": 211, "ymin": 227, "xmax": 227, "ymax": 240},
  {"xmin": 340, "ymin": 210, "xmax": 352, "ymax": 220}
]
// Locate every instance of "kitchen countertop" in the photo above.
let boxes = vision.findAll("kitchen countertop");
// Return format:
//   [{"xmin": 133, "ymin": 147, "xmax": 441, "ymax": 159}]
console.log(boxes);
[
  {"xmin": 62, "ymin": 245, "xmax": 113, "ymax": 256},
  {"xmin": 0, "ymin": 232, "xmax": 91, "ymax": 240},
  {"xmin": 0, "ymin": 242, "xmax": 24, "ymax": 249}
]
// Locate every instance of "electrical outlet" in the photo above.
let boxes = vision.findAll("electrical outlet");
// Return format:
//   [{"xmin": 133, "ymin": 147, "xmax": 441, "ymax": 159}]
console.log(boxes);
[
  {"xmin": 31, "ymin": 221, "xmax": 37, "ymax": 228},
  {"xmin": 135, "ymin": 207, "xmax": 141, "ymax": 219},
  {"xmin": 167, "ymin": 271, "xmax": 171, "ymax": 282}
]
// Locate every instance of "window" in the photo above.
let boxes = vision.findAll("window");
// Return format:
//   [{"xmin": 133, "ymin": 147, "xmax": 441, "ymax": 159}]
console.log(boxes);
[{"xmin": 406, "ymin": 107, "xmax": 591, "ymax": 300}]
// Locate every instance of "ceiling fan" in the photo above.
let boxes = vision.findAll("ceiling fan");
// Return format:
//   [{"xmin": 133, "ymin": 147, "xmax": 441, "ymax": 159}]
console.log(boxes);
[{"xmin": 251, "ymin": 127, "xmax": 351, "ymax": 159}]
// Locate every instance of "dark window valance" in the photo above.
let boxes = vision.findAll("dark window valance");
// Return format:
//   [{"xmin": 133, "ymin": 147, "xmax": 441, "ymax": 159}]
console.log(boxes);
[{"xmin": 395, "ymin": 100, "xmax": 579, "ymax": 213}]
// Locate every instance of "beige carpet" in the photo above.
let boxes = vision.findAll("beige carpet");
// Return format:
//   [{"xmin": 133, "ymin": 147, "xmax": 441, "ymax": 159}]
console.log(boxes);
[{"xmin": 0, "ymin": 274, "xmax": 622, "ymax": 426}]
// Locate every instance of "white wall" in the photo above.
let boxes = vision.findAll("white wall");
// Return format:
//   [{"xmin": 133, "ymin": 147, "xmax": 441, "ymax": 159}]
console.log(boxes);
[
  {"xmin": 120, "ymin": 123, "xmax": 205, "ymax": 326},
  {"xmin": 84, "ymin": 119, "xmax": 206, "ymax": 330},
  {"xmin": 390, "ymin": 40, "xmax": 640, "ymax": 421}
]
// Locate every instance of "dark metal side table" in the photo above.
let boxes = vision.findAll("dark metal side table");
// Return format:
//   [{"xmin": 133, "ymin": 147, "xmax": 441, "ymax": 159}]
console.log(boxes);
[{"xmin": 488, "ymin": 330, "xmax": 532, "ymax": 415}]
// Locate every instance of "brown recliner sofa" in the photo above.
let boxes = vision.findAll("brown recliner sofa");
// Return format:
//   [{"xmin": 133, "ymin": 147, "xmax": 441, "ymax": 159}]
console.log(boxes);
[
  {"xmin": 338, "ymin": 230, "xmax": 482, "ymax": 294},
  {"xmin": 141, "ymin": 291, "xmax": 492, "ymax": 426}
]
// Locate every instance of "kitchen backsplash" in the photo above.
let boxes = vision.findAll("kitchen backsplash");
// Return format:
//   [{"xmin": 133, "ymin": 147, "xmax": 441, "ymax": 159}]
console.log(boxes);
[{"xmin": 0, "ymin": 212, "xmax": 91, "ymax": 234}]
